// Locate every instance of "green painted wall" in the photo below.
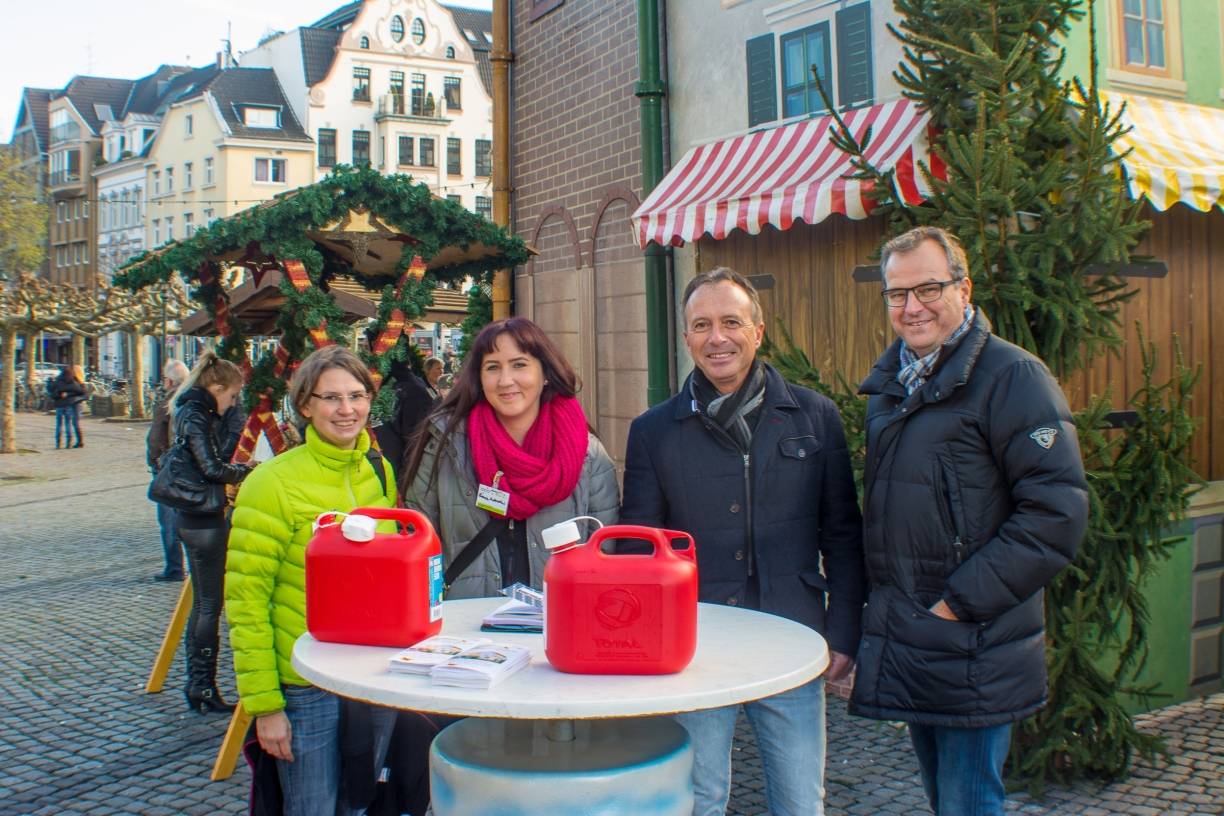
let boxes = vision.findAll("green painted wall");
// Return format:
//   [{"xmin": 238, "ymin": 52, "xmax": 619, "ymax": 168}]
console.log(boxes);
[
  {"xmin": 1092, "ymin": 527, "xmax": 1194, "ymax": 715},
  {"xmin": 1061, "ymin": 0, "xmax": 1223, "ymax": 108}
]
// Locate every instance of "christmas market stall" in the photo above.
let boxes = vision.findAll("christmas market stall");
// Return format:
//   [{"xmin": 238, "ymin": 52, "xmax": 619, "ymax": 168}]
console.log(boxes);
[{"xmin": 116, "ymin": 166, "xmax": 532, "ymax": 466}]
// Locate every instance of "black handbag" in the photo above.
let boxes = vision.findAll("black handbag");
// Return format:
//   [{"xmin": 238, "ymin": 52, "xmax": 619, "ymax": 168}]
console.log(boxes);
[{"xmin": 148, "ymin": 437, "xmax": 227, "ymax": 514}]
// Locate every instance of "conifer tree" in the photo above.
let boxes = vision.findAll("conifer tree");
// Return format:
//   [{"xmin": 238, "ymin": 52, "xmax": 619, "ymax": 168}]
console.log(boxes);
[{"xmin": 780, "ymin": 0, "xmax": 1202, "ymax": 790}]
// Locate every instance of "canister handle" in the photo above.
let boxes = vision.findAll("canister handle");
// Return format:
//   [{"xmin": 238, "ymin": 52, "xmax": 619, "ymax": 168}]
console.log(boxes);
[
  {"xmin": 587, "ymin": 525, "xmax": 696, "ymax": 561},
  {"xmin": 344, "ymin": 506, "xmax": 435, "ymax": 536}
]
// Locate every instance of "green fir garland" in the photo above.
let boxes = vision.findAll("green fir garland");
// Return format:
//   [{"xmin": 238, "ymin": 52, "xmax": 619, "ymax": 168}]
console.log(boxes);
[{"xmin": 114, "ymin": 166, "xmax": 529, "ymax": 412}]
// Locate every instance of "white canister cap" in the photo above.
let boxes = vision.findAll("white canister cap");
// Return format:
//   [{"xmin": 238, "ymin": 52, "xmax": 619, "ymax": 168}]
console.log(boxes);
[
  {"xmin": 541, "ymin": 519, "xmax": 582, "ymax": 551},
  {"xmin": 341, "ymin": 514, "xmax": 378, "ymax": 542}
]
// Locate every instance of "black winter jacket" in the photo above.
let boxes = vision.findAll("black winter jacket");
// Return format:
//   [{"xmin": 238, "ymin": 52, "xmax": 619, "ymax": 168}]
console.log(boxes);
[
  {"xmin": 171, "ymin": 387, "xmax": 250, "ymax": 516},
  {"xmin": 373, "ymin": 369, "xmax": 435, "ymax": 479},
  {"xmin": 47, "ymin": 374, "xmax": 86, "ymax": 408},
  {"xmin": 849, "ymin": 310, "xmax": 1087, "ymax": 727},
  {"xmin": 621, "ymin": 364, "xmax": 866, "ymax": 655}
]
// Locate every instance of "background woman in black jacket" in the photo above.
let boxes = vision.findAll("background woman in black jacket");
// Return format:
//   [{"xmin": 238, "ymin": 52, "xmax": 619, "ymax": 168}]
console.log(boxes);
[
  {"xmin": 48, "ymin": 365, "xmax": 87, "ymax": 448},
  {"xmin": 171, "ymin": 350, "xmax": 250, "ymax": 713}
]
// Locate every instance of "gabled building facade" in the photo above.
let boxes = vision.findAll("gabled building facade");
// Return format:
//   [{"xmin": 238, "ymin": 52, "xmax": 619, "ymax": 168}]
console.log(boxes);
[
  {"xmin": 142, "ymin": 67, "xmax": 314, "ymax": 255},
  {"xmin": 92, "ymin": 64, "xmax": 219, "ymax": 377},
  {"xmin": 46, "ymin": 76, "xmax": 135, "ymax": 287},
  {"xmin": 241, "ymin": 0, "xmax": 495, "ymax": 216},
  {"xmin": 9, "ymin": 87, "xmax": 55, "ymax": 277}
]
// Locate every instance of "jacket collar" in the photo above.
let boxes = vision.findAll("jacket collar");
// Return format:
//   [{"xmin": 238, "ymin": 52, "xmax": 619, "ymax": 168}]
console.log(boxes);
[
  {"xmin": 175, "ymin": 385, "xmax": 219, "ymax": 414},
  {"xmin": 673, "ymin": 362, "xmax": 798, "ymax": 421},
  {"xmin": 859, "ymin": 307, "xmax": 993, "ymax": 402},
  {"xmin": 304, "ymin": 424, "xmax": 370, "ymax": 469}
]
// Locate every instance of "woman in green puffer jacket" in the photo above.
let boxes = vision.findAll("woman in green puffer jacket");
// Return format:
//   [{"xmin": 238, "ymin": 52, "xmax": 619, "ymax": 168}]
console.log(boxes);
[{"xmin": 225, "ymin": 346, "xmax": 394, "ymax": 816}]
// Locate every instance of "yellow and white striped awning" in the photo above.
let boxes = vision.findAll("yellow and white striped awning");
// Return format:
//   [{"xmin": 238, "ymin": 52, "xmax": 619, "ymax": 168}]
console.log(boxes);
[{"xmin": 1101, "ymin": 90, "xmax": 1224, "ymax": 212}]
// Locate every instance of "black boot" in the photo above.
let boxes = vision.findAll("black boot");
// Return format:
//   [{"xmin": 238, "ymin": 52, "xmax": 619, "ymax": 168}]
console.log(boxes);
[{"xmin": 184, "ymin": 643, "xmax": 235, "ymax": 714}]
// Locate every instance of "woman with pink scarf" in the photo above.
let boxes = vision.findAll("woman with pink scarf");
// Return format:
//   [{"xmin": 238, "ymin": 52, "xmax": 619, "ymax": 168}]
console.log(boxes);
[{"xmin": 403, "ymin": 317, "xmax": 619, "ymax": 600}]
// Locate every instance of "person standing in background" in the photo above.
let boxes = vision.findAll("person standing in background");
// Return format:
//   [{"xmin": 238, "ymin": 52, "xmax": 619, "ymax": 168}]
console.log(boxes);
[
  {"xmin": 49, "ymin": 365, "xmax": 87, "ymax": 449},
  {"xmin": 147, "ymin": 359, "xmax": 191, "ymax": 581},
  {"xmin": 423, "ymin": 356, "xmax": 444, "ymax": 401},
  {"xmin": 171, "ymin": 350, "xmax": 251, "ymax": 714}
]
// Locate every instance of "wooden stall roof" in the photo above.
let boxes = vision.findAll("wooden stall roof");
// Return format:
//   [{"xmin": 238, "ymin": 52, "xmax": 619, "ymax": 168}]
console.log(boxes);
[
  {"xmin": 116, "ymin": 166, "xmax": 534, "ymax": 291},
  {"xmin": 180, "ymin": 271, "xmax": 471, "ymax": 336}
]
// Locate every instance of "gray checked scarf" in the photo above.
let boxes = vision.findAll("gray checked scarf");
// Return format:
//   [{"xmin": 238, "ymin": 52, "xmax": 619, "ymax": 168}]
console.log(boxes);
[{"xmin": 896, "ymin": 305, "xmax": 975, "ymax": 396}]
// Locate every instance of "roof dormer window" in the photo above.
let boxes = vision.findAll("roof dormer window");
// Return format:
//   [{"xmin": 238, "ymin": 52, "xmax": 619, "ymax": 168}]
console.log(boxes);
[
  {"xmin": 360, "ymin": 35, "xmax": 370, "ymax": 49},
  {"xmin": 242, "ymin": 106, "xmax": 281, "ymax": 129},
  {"xmin": 411, "ymin": 18, "xmax": 425, "ymax": 45},
  {"xmin": 390, "ymin": 16, "xmax": 405, "ymax": 42}
]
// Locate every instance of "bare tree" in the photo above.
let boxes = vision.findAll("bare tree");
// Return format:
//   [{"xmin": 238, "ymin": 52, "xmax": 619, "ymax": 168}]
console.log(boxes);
[
  {"xmin": 98, "ymin": 275, "xmax": 196, "ymax": 418},
  {"xmin": 0, "ymin": 274, "xmax": 142, "ymax": 452}
]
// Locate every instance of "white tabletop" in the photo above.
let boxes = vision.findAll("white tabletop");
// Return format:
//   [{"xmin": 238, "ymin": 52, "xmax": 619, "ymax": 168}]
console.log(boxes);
[{"xmin": 292, "ymin": 598, "xmax": 828, "ymax": 719}]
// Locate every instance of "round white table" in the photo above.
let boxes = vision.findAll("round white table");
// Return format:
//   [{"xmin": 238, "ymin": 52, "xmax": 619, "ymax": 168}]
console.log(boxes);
[{"xmin": 292, "ymin": 598, "xmax": 828, "ymax": 816}]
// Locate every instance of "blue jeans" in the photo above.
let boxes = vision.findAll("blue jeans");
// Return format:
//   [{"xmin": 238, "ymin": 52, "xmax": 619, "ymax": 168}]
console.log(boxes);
[
  {"xmin": 674, "ymin": 678, "xmax": 825, "ymax": 816},
  {"xmin": 54, "ymin": 405, "xmax": 81, "ymax": 446},
  {"xmin": 277, "ymin": 685, "xmax": 341, "ymax": 816},
  {"xmin": 155, "ymin": 501, "xmax": 185, "ymax": 578},
  {"xmin": 908, "ymin": 722, "xmax": 1012, "ymax": 816}
]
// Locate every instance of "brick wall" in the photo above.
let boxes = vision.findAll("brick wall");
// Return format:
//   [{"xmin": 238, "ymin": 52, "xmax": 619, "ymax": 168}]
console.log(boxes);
[{"xmin": 512, "ymin": 0, "xmax": 648, "ymax": 465}]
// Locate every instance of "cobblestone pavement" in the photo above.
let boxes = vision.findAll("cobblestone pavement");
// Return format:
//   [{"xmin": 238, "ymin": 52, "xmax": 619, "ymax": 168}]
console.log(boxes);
[{"xmin": 1, "ymin": 411, "xmax": 1221, "ymax": 815}]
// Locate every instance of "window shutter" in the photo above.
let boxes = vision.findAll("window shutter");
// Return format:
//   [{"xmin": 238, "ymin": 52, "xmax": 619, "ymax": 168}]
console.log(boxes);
[
  {"xmin": 836, "ymin": 2, "xmax": 873, "ymax": 109},
  {"xmin": 745, "ymin": 34, "xmax": 777, "ymax": 128}
]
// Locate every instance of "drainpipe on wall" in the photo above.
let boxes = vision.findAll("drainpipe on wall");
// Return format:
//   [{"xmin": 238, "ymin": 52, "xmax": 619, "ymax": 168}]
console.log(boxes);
[
  {"xmin": 491, "ymin": 0, "xmax": 514, "ymax": 320},
  {"xmin": 637, "ymin": 0, "xmax": 670, "ymax": 406}
]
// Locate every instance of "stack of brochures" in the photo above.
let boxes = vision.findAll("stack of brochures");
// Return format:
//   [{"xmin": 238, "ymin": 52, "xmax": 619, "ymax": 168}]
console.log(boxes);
[
  {"xmin": 430, "ymin": 641, "xmax": 533, "ymax": 689},
  {"xmin": 388, "ymin": 636, "xmax": 533, "ymax": 689},
  {"xmin": 480, "ymin": 599, "xmax": 543, "ymax": 633},
  {"xmin": 387, "ymin": 636, "xmax": 489, "ymax": 675}
]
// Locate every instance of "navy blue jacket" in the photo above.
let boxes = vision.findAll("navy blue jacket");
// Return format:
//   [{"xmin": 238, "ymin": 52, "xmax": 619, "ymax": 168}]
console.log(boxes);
[
  {"xmin": 849, "ymin": 310, "xmax": 1087, "ymax": 727},
  {"xmin": 621, "ymin": 363, "xmax": 866, "ymax": 655}
]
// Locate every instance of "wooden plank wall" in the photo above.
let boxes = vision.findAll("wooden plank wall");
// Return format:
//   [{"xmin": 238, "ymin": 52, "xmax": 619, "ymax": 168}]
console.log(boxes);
[
  {"xmin": 1064, "ymin": 205, "xmax": 1222, "ymax": 481},
  {"xmin": 698, "ymin": 205, "xmax": 1222, "ymax": 480},
  {"xmin": 696, "ymin": 215, "xmax": 890, "ymax": 388}
]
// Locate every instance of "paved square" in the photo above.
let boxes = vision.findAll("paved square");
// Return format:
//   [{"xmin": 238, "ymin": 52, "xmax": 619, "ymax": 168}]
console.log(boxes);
[{"xmin": 1, "ymin": 412, "xmax": 1220, "ymax": 815}]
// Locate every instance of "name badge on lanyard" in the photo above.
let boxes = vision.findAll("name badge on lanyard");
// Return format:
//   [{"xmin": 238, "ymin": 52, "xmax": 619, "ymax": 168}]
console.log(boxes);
[{"xmin": 476, "ymin": 470, "xmax": 511, "ymax": 516}]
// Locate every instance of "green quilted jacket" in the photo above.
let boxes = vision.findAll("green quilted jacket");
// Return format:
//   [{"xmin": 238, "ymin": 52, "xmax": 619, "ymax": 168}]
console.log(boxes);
[{"xmin": 225, "ymin": 426, "xmax": 394, "ymax": 717}]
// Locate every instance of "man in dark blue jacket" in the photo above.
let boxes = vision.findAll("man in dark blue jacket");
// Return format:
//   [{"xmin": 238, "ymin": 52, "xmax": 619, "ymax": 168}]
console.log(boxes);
[
  {"xmin": 851, "ymin": 227, "xmax": 1088, "ymax": 815},
  {"xmin": 621, "ymin": 267, "xmax": 865, "ymax": 816}
]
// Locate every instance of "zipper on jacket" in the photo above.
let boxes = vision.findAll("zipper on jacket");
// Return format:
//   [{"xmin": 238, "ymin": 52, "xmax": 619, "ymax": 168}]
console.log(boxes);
[
  {"xmin": 345, "ymin": 457, "xmax": 358, "ymax": 507},
  {"xmin": 743, "ymin": 453, "xmax": 755, "ymax": 577},
  {"xmin": 933, "ymin": 461, "xmax": 964, "ymax": 564}
]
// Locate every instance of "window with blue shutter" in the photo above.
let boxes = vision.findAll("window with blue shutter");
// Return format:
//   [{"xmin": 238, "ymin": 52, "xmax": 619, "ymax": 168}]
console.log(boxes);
[
  {"xmin": 836, "ymin": 2, "xmax": 874, "ymax": 109},
  {"xmin": 746, "ymin": 34, "xmax": 777, "ymax": 128},
  {"xmin": 780, "ymin": 23, "xmax": 831, "ymax": 118}
]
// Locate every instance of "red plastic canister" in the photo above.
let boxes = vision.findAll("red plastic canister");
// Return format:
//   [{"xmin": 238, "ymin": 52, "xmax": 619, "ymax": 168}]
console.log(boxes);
[
  {"xmin": 543, "ymin": 525, "xmax": 698, "ymax": 675},
  {"xmin": 305, "ymin": 507, "xmax": 444, "ymax": 647}
]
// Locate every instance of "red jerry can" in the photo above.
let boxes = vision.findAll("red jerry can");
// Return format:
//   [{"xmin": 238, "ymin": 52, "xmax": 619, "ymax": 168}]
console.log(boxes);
[
  {"xmin": 305, "ymin": 507, "xmax": 444, "ymax": 647},
  {"xmin": 543, "ymin": 524, "xmax": 698, "ymax": 675}
]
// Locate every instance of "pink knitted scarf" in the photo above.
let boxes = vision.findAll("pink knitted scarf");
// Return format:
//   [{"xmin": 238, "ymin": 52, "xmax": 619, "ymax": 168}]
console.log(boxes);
[{"xmin": 467, "ymin": 395, "xmax": 589, "ymax": 520}]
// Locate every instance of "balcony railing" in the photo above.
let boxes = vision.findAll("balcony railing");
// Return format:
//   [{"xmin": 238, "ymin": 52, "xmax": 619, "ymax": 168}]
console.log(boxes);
[
  {"xmin": 376, "ymin": 94, "xmax": 450, "ymax": 122},
  {"xmin": 49, "ymin": 170, "xmax": 82, "ymax": 187},
  {"xmin": 50, "ymin": 121, "xmax": 81, "ymax": 145}
]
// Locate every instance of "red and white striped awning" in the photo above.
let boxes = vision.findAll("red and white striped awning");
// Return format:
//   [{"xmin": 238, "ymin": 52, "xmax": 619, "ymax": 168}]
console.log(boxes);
[{"xmin": 633, "ymin": 98, "xmax": 943, "ymax": 248}]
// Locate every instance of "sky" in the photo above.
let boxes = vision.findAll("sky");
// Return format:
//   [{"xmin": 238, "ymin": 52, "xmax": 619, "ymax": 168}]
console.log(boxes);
[{"xmin": 4, "ymin": 0, "xmax": 492, "ymax": 141}]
